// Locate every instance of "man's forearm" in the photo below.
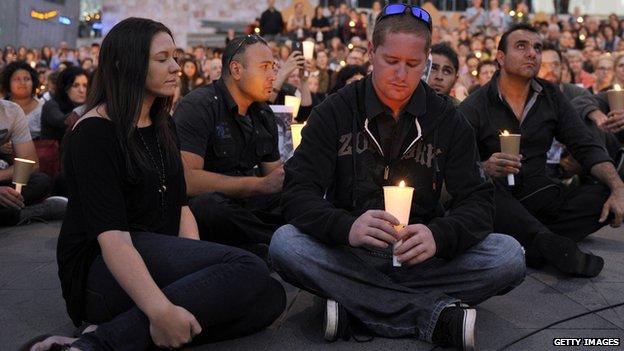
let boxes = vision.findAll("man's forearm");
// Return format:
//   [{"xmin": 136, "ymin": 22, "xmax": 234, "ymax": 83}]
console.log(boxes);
[
  {"xmin": 185, "ymin": 168, "xmax": 265, "ymax": 198},
  {"xmin": 591, "ymin": 161, "xmax": 624, "ymax": 191},
  {"xmin": 0, "ymin": 167, "xmax": 14, "ymax": 182}
]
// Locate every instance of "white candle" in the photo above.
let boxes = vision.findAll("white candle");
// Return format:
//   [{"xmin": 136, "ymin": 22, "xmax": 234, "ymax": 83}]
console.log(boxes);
[
  {"xmin": 383, "ymin": 180, "xmax": 414, "ymax": 267},
  {"xmin": 499, "ymin": 130, "xmax": 521, "ymax": 186},
  {"xmin": 290, "ymin": 123, "xmax": 305, "ymax": 150},
  {"xmin": 284, "ymin": 95, "xmax": 301, "ymax": 119},
  {"xmin": 302, "ymin": 41, "xmax": 315, "ymax": 61}
]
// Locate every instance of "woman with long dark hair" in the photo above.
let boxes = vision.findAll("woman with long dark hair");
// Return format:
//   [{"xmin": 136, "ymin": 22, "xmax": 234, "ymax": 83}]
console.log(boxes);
[
  {"xmin": 26, "ymin": 17, "xmax": 285, "ymax": 351},
  {"xmin": 41, "ymin": 66, "xmax": 89, "ymax": 141},
  {"xmin": 178, "ymin": 58, "xmax": 204, "ymax": 97}
]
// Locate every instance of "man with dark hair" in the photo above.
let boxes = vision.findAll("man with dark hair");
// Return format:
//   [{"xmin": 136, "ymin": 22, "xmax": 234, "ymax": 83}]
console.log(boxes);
[
  {"xmin": 259, "ymin": 0, "xmax": 284, "ymax": 42},
  {"xmin": 538, "ymin": 43, "xmax": 589, "ymax": 101},
  {"xmin": 427, "ymin": 43, "xmax": 459, "ymax": 104},
  {"xmin": 270, "ymin": 6, "xmax": 525, "ymax": 350},
  {"xmin": 459, "ymin": 24, "xmax": 624, "ymax": 278},
  {"xmin": 173, "ymin": 35, "xmax": 285, "ymax": 256}
]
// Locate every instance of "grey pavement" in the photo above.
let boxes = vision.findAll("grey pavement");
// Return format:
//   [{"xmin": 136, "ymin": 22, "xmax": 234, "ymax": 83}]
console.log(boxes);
[{"xmin": 1, "ymin": 221, "xmax": 623, "ymax": 350}]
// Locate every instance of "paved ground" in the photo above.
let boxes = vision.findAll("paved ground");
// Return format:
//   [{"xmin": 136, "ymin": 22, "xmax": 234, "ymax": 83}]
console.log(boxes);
[{"xmin": 1, "ymin": 221, "xmax": 623, "ymax": 350}]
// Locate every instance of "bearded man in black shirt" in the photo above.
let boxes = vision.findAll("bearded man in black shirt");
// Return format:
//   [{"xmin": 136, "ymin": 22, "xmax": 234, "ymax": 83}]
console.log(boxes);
[{"xmin": 459, "ymin": 24, "xmax": 624, "ymax": 278}]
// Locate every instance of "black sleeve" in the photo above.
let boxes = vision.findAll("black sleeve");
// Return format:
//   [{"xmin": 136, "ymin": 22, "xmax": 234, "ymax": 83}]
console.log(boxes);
[
  {"xmin": 428, "ymin": 112, "xmax": 494, "ymax": 259},
  {"xmin": 69, "ymin": 119, "xmax": 128, "ymax": 237},
  {"xmin": 262, "ymin": 110, "xmax": 281, "ymax": 163},
  {"xmin": 458, "ymin": 96, "xmax": 493, "ymax": 161},
  {"xmin": 281, "ymin": 101, "xmax": 355, "ymax": 245},
  {"xmin": 172, "ymin": 95, "xmax": 213, "ymax": 158},
  {"xmin": 42, "ymin": 99, "xmax": 68, "ymax": 130},
  {"xmin": 554, "ymin": 90, "xmax": 613, "ymax": 173}
]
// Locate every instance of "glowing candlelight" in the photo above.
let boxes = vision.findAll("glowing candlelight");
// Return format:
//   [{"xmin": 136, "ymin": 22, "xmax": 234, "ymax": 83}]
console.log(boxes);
[
  {"xmin": 12, "ymin": 158, "xmax": 36, "ymax": 194},
  {"xmin": 384, "ymin": 180, "xmax": 414, "ymax": 267},
  {"xmin": 499, "ymin": 131, "xmax": 521, "ymax": 187},
  {"xmin": 290, "ymin": 122, "xmax": 305, "ymax": 150},
  {"xmin": 284, "ymin": 95, "xmax": 301, "ymax": 118},
  {"xmin": 302, "ymin": 41, "xmax": 315, "ymax": 61}
]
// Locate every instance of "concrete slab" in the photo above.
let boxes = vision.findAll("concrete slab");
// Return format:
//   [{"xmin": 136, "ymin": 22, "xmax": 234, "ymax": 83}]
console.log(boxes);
[{"xmin": 1, "ymin": 222, "xmax": 623, "ymax": 350}]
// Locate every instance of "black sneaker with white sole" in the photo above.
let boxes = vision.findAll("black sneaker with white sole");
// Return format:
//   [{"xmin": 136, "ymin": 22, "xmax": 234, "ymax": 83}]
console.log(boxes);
[
  {"xmin": 432, "ymin": 305, "xmax": 476, "ymax": 351},
  {"xmin": 323, "ymin": 299, "xmax": 350, "ymax": 342}
]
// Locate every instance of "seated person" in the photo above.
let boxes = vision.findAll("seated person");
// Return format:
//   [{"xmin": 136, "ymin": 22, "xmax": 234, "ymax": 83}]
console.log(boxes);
[
  {"xmin": 174, "ymin": 35, "xmax": 286, "ymax": 252},
  {"xmin": 572, "ymin": 91, "xmax": 624, "ymax": 177},
  {"xmin": 537, "ymin": 43, "xmax": 592, "ymax": 180},
  {"xmin": 427, "ymin": 43, "xmax": 460, "ymax": 105},
  {"xmin": 459, "ymin": 24, "xmax": 624, "ymax": 278},
  {"xmin": 26, "ymin": 19, "xmax": 285, "ymax": 351},
  {"xmin": 270, "ymin": 7, "xmax": 525, "ymax": 351},
  {"xmin": 41, "ymin": 66, "xmax": 89, "ymax": 142},
  {"xmin": 0, "ymin": 100, "xmax": 65, "ymax": 225}
]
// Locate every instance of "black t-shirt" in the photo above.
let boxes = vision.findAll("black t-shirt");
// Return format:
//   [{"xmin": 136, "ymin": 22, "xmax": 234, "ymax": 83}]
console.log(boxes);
[
  {"xmin": 173, "ymin": 79, "xmax": 280, "ymax": 177},
  {"xmin": 57, "ymin": 117, "xmax": 187, "ymax": 325},
  {"xmin": 311, "ymin": 16, "xmax": 330, "ymax": 30}
]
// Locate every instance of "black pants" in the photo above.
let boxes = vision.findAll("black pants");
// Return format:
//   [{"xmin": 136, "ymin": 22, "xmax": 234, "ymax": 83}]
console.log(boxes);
[
  {"xmin": 0, "ymin": 172, "xmax": 51, "ymax": 225},
  {"xmin": 73, "ymin": 232, "xmax": 286, "ymax": 350},
  {"xmin": 189, "ymin": 192, "xmax": 285, "ymax": 246},
  {"xmin": 493, "ymin": 178, "xmax": 611, "ymax": 246}
]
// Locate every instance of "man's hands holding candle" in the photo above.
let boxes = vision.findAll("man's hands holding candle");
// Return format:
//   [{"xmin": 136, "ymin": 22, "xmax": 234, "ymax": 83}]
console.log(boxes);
[
  {"xmin": 348, "ymin": 210, "xmax": 437, "ymax": 266},
  {"xmin": 482, "ymin": 152, "xmax": 523, "ymax": 178},
  {"xmin": 393, "ymin": 224, "xmax": 437, "ymax": 265},
  {"xmin": 348, "ymin": 210, "xmax": 401, "ymax": 248}
]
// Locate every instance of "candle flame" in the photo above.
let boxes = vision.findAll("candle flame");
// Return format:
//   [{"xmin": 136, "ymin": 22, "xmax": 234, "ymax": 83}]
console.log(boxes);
[
  {"xmin": 501, "ymin": 130, "xmax": 510, "ymax": 136},
  {"xmin": 399, "ymin": 180, "xmax": 406, "ymax": 188},
  {"xmin": 615, "ymin": 84, "xmax": 622, "ymax": 91}
]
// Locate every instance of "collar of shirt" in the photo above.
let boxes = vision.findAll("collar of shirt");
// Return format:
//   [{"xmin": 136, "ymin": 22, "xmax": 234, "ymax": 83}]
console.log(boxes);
[
  {"xmin": 364, "ymin": 76, "xmax": 426, "ymax": 121},
  {"xmin": 214, "ymin": 78, "xmax": 260, "ymax": 117},
  {"xmin": 489, "ymin": 70, "xmax": 544, "ymax": 123}
]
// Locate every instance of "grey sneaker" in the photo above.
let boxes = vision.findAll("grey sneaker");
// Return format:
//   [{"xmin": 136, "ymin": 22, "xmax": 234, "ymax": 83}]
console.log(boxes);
[{"xmin": 18, "ymin": 196, "xmax": 68, "ymax": 225}]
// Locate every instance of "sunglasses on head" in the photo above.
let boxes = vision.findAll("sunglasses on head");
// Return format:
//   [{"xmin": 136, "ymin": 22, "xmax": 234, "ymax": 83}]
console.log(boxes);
[
  {"xmin": 376, "ymin": 3, "xmax": 432, "ymax": 32},
  {"xmin": 227, "ymin": 34, "xmax": 268, "ymax": 68}
]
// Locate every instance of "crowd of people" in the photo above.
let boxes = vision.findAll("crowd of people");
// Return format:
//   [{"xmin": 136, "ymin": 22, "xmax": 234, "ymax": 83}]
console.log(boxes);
[{"xmin": 2, "ymin": 1, "xmax": 624, "ymax": 351}]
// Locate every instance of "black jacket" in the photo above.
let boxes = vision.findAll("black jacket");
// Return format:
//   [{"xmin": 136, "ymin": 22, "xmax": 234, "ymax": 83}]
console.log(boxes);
[
  {"xmin": 459, "ymin": 73, "xmax": 612, "ymax": 194},
  {"xmin": 282, "ymin": 77, "xmax": 494, "ymax": 259}
]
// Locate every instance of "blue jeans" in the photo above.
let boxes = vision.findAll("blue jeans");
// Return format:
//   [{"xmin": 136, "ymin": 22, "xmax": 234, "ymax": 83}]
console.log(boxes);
[
  {"xmin": 269, "ymin": 225, "xmax": 525, "ymax": 342},
  {"xmin": 72, "ymin": 232, "xmax": 286, "ymax": 350}
]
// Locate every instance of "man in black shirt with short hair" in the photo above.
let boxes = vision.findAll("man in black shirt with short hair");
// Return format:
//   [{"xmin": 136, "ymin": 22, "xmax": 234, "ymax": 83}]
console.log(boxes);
[
  {"xmin": 459, "ymin": 24, "xmax": 624, "ymax": 278},
  {"xmin": 174, "ymin": 35, "xmax": 285, "ymax": 252},
  {"xmin": 260, "ymin": 0, "xmax": 284, "ymax": 42}
]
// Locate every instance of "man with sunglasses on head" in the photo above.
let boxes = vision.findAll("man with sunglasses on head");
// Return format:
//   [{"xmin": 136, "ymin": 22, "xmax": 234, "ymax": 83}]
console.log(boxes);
[
  {"xmin": 269, "ymin": 5, "xmax": 525, "ymax": 350},
  {"xmin": 173, "ymin": 35, "xmax": 285, "ymax": 258},
  {"xmin": 459, "ymin": 24, "xmax": 624, "ymax": 278}
]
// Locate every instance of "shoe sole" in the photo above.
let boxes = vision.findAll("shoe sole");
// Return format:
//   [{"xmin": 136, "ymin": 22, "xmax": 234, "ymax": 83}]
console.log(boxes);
[
  {"xmin": 463, "ymin": 308, "xmax": 476, "ymax": 351},
  {"xmin": 324, "ymin": 300, "xmax": 339, "ymax": 342}
]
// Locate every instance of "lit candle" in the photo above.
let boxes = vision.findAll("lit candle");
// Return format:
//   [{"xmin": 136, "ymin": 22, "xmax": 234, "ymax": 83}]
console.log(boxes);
[
  {"xmin": 290, "ymin": 122, "xmax": 305, "ymax": 149},
  {"xmin": 607, "ymin": 84, "xmax": 624, "ymax": 111},
  {"xmin": 12, "ymin": 158, "xmax": 36, "ymax": 194},
  {"xmin": 383, "ymin": 180, "xmax": 415, "ymax": 267},
  {"xmin": 302, "ymin": 41, "xmax": 315, "ymax": 61},
  {"xmin": 499, "ymin": 130, "xmax": 521, "ymax": 186},
  {"xmin": 284, "ymin": 95, "xmax": 301, "ymax": 119}
]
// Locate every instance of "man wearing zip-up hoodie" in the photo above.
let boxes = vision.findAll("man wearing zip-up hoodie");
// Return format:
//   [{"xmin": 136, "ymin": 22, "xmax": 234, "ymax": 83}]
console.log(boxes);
[{"xmin": 269, "ymin": 6, "xmax": 526, "ymax": 351}]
